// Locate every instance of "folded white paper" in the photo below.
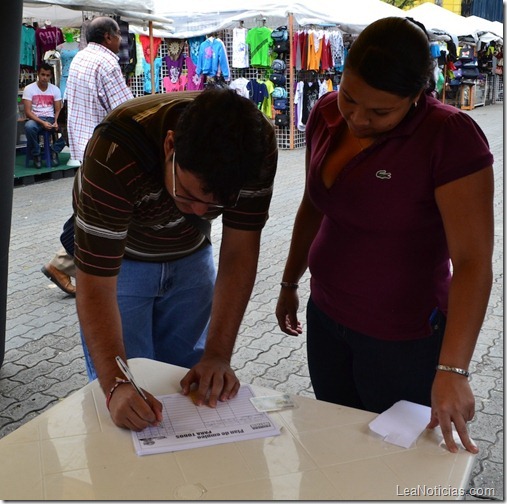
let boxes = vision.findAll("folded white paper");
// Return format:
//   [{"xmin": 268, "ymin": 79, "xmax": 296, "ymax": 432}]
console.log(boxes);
[{"xmin": 368, "ymin": 400, "xmax": 431, "ymax": 448}]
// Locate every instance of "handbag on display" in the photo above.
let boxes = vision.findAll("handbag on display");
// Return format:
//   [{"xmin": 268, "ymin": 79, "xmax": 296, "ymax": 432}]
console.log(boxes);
[
  {"xmin": 273, "ymin": 39, "xmax": 290, "ymax": 55},
  {"xmin": 270, "ymin": 73, "xmax": 286, "ymax": 86},
  {"xmin": 461, "ymin": 63, "xmax": 480, "ymax": 79},
  {"xmin": 274, "ymin": 113, "xmax": 289, "ymax": 128},
  {"xmin": 272, "ymin": 86, "xmax": 287, "ymax": 99},
  {"xmin": 273, "ymin": 98, "xmax": 288, "ymax": 110},
  {"xmin": 271, "ymin": 58, "xmax": 286, "ymax": 72},
  {"xmin": 270, "ymin": 26, "xmax": 288, "ymax": 41}
]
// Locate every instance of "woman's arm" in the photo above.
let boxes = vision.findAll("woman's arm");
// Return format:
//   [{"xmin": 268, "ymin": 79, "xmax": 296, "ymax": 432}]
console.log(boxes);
[
  {"xmin": 428, "ymin": 166, "xmax": 494, "ymax": 453},
  {"xmin": 275, "ymin": 147, "xmax": 323, "ymax": 335}
]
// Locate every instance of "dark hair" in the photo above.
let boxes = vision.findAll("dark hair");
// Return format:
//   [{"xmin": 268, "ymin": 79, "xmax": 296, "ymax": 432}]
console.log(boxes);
[
  {"xmin": 38, "ymin": 62, "xmax": 53, "ymax": 74},
  {"xmin": 345, "ymin": 17, "xmax": 433, "ymax": 98},
  {"xmin": 173, "ymin": 89, "xmax": 269, "ymax": 204},
  {"xmin": 86, "ymin": 16, "xmax": 119, "ymax": 44}
]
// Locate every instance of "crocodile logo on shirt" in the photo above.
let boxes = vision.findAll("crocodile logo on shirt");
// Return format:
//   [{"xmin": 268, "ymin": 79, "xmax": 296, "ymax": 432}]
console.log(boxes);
[{"xmin": 376, "ymin": 170, "xmax": 392, "ymax": 180}]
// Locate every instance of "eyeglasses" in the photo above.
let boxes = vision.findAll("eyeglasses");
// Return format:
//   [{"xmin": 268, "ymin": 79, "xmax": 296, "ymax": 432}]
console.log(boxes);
[{"xmin": 171, "ymin": 153, "xmax": 239, "ymax": 209}]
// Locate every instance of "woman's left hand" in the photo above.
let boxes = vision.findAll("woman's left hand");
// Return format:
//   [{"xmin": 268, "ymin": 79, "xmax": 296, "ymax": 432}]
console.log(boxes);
[{"xmin": 426, "ymin": 371, "xmax": 478, "ymax": 453}]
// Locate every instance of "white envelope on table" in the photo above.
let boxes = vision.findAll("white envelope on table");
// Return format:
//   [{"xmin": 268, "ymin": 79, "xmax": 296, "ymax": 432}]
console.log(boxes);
[{"xmin": 368, "ymin": 400, "xmax": 431, "ymax": 448}]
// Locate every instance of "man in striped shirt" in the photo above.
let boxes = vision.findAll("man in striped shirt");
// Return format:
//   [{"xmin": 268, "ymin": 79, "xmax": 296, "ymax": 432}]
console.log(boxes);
[{"xmin": 74, "ymin": 89, "xmax": 278, "ymax": 431}]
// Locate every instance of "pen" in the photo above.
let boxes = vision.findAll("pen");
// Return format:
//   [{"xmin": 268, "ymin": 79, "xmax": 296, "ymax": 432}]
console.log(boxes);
[{"xmin": 115, "ymin": 356, "xmax": 148, "ymax": 401}]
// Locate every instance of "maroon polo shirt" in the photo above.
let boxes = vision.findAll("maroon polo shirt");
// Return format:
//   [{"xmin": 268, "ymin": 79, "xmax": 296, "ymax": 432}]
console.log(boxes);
[{"xmin": 306, "ymin": 91, "xmax": 493, "ymax": 341}]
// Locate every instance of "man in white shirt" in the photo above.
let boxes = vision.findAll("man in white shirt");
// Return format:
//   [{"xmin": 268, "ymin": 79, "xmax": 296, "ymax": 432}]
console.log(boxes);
[{"xmin": 22, "ymin": 63, "xmax": 66, "ymax": 168}]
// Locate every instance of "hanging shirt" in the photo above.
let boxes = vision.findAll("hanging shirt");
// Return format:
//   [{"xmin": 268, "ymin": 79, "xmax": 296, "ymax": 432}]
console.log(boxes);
[
  {"xmin": 163, "ymin": 74, "xmax": 187, "ymax": 92},
  {"xmin": 20, "ymin": 25, "xmax": 36, "ymax": 68},
  {"xmin": 318, "ymin": 79, "xmax": 330, "ymax": 98},
  {"xmin": 246, "ymin": 26, "xmax": 272, "ymax": 68},
  {"xmin": 163, "ymin": 53, "xmax": 185, "ymax": 84},
  {"xmin": 187, "ymin": 36, "xmax": 205, "ymax": 66},
  {"xmin": 320, "ymin": 35, "xmax": 332, "ymax": 72},
  {"xmin": 260, "ymin": 79, "xmax": 275, "ymax": 119},
  {"xmin": 307, "ymin": 30, "xmax": 324, "ymax": 71},
  {"xmin": 294, "ymin": 80, "xmax": 305, "ymax": 131},
  {"xmin": 302, "ymin": 80, "xmax": 320, "ymax": 125},
  {"xmin": 185, "ymin": 56, "xmax": 204, "ymax": 91},
  {"xmin": 196, "ymin": 37, "xmax": 230, "ymax": 80},
  {"xmin": 134, "ymin": 34, "xmax": 144, "ymax": 76},
  {"xmin": 165, "ymin": 38, "xmax": 185, "ymax": 60},
  {"xmin": 121, "ymin": 32, "xmax": 137, "ymax": 76},
  {"xmin": 229, "ymin": 77, "xmax": 250, "ymax": 98},
  {"xmin": 299, "ymin": 31, "xmax": 308, "ymax": 70},
  {"xmin": 35, "ymin": 25, "xmax": 64, "ymax": 68},
  {"xmin": 117, "ymin": 19, "xmax": 130, "ymax": 64},
  {"xmin": 139, "ymin": 35, "xmax": 162, "ymax": 63},
  {"xmin": 232, "ymin": 27, "xmax": 249, "ymax": 68},
  {"xmin": 329, "ymin": 31, "xmax": 345, "ymax": 71},
  {"xmin": 142, "ymin": 57, "xmax": 162, "ymax": 93},
  {"xmin": 292, "ymin": 30, "xmax": 302, "ymax": 71},
  {"xmin": 246, "ymin": 79, "xmax": 269, "ymax": 108}
]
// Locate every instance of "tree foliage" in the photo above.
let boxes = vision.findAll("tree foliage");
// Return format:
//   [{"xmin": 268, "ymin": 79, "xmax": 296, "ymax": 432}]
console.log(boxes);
[{"xmin": 381, "ymin": 0, "xmax": 416, "ymax": 9}]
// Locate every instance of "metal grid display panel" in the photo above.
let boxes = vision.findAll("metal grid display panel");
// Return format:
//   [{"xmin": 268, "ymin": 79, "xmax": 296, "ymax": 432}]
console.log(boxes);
[
  {"xmin": 221, "ymin": 30, "xmax": 304, "ymax": 150},
  {"xmin": 128, "ymin": 32, "xmax": 301, "ymax": 150},
  {"xmin": 128, "ymin": 39, "xmax": 171, "ymax": 97},
  {"xmin": 493, "ymin": 74, "xmax": 503, "ymax": 103}
]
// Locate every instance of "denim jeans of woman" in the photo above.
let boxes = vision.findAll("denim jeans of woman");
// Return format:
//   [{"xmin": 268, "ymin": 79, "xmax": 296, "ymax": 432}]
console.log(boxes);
[
  {"xmin": 306, "ymin": 296, "xmax": 446, "ymax": 413},
  {"xmin": 80, "ymin": 245, "xmax": 215, "ymax": 380}
]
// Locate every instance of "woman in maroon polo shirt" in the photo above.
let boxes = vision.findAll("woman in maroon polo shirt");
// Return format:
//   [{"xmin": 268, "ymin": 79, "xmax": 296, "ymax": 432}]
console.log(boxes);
[{"xmin": 276, "ymin": 17, "xmax": 494, "ymax": 455}]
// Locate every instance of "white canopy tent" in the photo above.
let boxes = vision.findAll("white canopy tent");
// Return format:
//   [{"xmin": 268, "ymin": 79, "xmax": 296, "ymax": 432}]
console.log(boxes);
[
  {"xmin": 23, "ymin": 3, "xmax": 83, "ymax": 27},
  {"xmin": 23, "ymin": 0, "xmax": 175, "ymax": 32},
  {"xmin": 24, "ymin": 0, "xmax": 406, "ymax": 36},
  {"xmin": 406, "ymin": 3, "xmax": 503, "ymax": 43},
  {"xmin": 465, "ymin": 15, "xmax": 504, "ymax": 37},
  {"xmin": 22, "ymin": 0, "xmax": 408, "ymax": 73},
  {"xmin": 20, "ymin": 0, "xmax": 504, "ymax": 43},
  {"xmin": 149, "ymin": 0, "xmax": 406, "ymax": 37}
]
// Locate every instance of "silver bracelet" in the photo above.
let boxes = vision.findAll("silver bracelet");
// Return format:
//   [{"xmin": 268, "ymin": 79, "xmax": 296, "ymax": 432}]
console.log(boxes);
[{"xmin": 436, "ymin": 364, "xmax": 470, "ymax": 378}]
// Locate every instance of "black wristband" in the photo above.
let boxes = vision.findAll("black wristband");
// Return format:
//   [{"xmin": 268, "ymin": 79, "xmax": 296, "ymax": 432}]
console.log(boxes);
[{"xmin": 280, "ymin": 282, "xmax": 299, "ymax": 289}]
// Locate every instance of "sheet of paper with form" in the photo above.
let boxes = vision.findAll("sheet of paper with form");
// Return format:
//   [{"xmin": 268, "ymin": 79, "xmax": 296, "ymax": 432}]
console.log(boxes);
[{"xmin": 132, "ymin": 384, "xmax": 281, "ymax": 455}]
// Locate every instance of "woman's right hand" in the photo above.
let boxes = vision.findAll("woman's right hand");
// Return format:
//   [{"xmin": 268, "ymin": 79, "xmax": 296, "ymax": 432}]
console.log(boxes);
[{"xmin": 276, "ymin": 288, "xmax": 303, "ymax": 335}]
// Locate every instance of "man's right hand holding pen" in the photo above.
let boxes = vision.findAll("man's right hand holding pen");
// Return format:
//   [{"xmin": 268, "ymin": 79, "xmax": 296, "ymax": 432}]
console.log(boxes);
[{"xmin": 105, "ymin": 356, "xmax": 163, "ymax": 431}]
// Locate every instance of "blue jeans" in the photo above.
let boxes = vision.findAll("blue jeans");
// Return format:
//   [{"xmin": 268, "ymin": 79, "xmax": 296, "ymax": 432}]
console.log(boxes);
[
  {"xmin": 25, "ymin": 116, "xmax": 66, "ymax": 155},
  {"xmin": 306, "ymin": 296, "xmax": 445, "ymax": 413},
  {"xmin": 81, "ymin": 245, "xmax": 216, "ymax": 380}
]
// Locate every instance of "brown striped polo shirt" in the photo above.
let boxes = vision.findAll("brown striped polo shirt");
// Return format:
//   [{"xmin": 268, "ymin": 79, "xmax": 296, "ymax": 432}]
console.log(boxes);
[{"xmin": 73, "ymin": 91, "xmax": 277, "ymax": 277}]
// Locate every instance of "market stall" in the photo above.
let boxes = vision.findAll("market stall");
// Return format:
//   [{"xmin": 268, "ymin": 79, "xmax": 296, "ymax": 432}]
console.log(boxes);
[
  {"xmin": 18, "ymin": 0, "xmax": 407, "ymax": 152},
  {"xmin": 406, "ymin": 3, "xmax": 503, "ymax": 110},
  {"xmin": 0, "ymin": 0, "xmax": 503, "ymax": 366}
]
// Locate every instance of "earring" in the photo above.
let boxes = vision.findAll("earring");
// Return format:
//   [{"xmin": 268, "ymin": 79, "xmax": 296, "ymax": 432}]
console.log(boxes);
[{"xmin": 414, "ymin": 101, "xmax": 418, "ymax": 108}]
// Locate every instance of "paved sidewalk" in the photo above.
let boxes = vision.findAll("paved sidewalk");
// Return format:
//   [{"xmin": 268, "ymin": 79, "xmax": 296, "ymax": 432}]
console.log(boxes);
[{"xmin": 0, "ymin": 103, "xmax": 503, "ymax": 500}]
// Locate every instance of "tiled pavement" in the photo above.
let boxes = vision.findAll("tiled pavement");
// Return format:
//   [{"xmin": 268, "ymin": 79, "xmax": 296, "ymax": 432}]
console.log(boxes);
[{"xmin": 0, "ymin": 103, "xmax": 503, "ymax": 500}]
